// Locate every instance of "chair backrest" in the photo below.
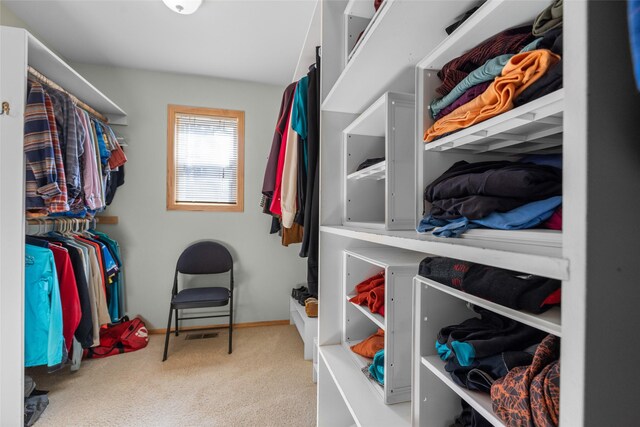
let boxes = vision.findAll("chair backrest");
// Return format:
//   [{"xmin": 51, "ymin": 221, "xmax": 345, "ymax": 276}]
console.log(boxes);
[{"xmin": 176, "ymin": 241, "xmax": 233, "ymax": 275}]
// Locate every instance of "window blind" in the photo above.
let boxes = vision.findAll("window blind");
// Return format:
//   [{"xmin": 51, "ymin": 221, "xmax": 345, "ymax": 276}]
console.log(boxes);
[{"xmin": 174, "ymin": 113, "xmax": 239, "ymax": 204}]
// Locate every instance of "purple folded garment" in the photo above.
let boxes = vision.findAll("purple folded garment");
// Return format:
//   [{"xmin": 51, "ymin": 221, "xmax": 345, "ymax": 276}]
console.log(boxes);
[{"xmin": 434, "ymin": 81, "xmax": 492, "ymax": 122}]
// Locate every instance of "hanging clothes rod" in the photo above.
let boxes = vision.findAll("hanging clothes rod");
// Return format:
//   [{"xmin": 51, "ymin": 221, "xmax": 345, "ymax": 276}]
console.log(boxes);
[
  {"xmin": 27, "ymin": 66, "xmax": 110, "ymax": 123},
  {"xmin": 25, "ymin": 217, "xmax": 97, "ymax": 235}
]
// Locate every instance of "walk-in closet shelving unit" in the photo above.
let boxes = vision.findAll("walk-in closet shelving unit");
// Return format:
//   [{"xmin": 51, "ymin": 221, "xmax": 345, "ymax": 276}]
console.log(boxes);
[
  {"xmin": 343, "ymin": 92, "xmax": 415, "ymax": 230},
  {"xmin": 317, "ymin": 1, "xmax": 492, "ymax": 426},
  {"xmin": 411, "ymin": 1, "xmax": 567, "ymax": 425},
  {"xmin": 342, "ymin": 248, "xmax": 424, "ymax": 404},
  {"xmin": 343, "ymin": 0, "xmax": 386, "ymax": 64},
  {"xmin": 320, "ymin": 1, "xmax": 639, "ymax": 426},
  {"xmin": 0, "ymin": 26, "xmax": 127, "ymax": 423}
]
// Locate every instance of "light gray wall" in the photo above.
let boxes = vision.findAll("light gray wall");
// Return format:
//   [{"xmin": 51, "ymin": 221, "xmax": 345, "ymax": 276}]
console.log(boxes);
[
  {"xmin": 70, "ymin": 63, "xmax": 306, "ymax": 329},
  {"xmin": 1, "ymin": 2, "xmax": 27, "ymax": 27},
  {"xmin": 0, "ymin": 2, "xmax": 45, "ymax": 43}
]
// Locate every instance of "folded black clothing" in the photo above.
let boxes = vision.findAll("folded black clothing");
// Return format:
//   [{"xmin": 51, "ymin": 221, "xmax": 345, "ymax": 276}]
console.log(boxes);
[
  {"xmin": 356, "ymin": 157, "xmax": 385, "ymax": 171},
  {"xmin": 430, "ymin": 195, "xmax": 532, "ymax": 220},
  {"xmin": 514, "ymin": 58, "xmax": 563, "ymax": 107},
  {"xmin": 419, "ymin": 257, "xmax": 561, "ymax": 313},
  {"xmin": 445, "ymin": 5, "xmax": 482, "ymax": 35},
  {"xmin": 445, "ymin": 349, "xmax": 534, "ymax": 393},
  {"xmin": 450, "ymin": 399, "xmax": 493, "ymax": 427},
  {"xmin": 536, "ymin": 27, "xmax": 563, "ymax": 55},
  {"xmin": 437, "ymin": 307, "xmax": 548, "ymax": 366},
  {"xmin": 514, "ymin": 31, "xmax": 563, "ymax": 107},
  {"xmin": 424, "ymin": 161, "xmax": 562, "ymax": 205}
]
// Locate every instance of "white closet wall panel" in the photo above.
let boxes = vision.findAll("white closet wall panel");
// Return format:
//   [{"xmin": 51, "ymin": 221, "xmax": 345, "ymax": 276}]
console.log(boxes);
[{"xmin": 0, "ymin": 26, "xmax": 27, "ymax": 426}]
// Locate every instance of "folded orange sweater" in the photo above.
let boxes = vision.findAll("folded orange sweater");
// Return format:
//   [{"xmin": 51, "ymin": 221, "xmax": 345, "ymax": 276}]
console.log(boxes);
[
  {"xmin": 424, "ymin": 49, "xmax": 561, "ymax": 142},
  {"xmin": 351, "ymin": 328, "xmax": 385, "ymax": 358}
]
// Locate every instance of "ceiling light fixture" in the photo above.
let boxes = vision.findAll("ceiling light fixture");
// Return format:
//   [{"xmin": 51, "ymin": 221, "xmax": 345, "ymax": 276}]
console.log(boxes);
[{"xmin": 162, "ymin": 0, "xmax": 202, "ymax": 15}]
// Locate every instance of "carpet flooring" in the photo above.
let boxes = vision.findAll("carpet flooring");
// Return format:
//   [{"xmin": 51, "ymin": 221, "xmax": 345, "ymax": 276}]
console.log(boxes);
[{"xmin": 26, "ymin": 325, "xmax": 316, "ymax": 426}]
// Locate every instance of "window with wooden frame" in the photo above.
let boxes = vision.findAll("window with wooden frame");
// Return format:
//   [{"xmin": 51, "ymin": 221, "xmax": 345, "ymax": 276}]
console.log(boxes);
[{"xmin": 167, "ymin": 105, "xmax": 244, "ymax": 212}]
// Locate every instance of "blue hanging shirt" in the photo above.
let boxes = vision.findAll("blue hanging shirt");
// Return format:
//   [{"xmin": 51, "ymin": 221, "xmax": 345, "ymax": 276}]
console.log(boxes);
[{"xmin": 25, "ymin": 244, "xmax": 65, "ymax": 368}]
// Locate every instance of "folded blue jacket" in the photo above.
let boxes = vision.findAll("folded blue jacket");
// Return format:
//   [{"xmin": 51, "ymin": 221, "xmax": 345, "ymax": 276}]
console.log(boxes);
[{"xmin": 417, "ymin": 196, "xmax": 562, "ymax": 237}]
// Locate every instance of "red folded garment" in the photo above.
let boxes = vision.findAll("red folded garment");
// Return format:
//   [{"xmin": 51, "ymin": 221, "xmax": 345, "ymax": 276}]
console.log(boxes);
[
  {"xmin": 368, "ymin": 284, "xmax": 385, "ymax": 315},
  {"xmin": 543, "ymin": 206, "xmax": 562, "ymax": 230},
  {"xmin": 349, "ymin": 272, "xmax": 385, "ymax": 305},
  {"xmin": 355, "ymin": 271, "xmax": 385, "ymax": 293}
]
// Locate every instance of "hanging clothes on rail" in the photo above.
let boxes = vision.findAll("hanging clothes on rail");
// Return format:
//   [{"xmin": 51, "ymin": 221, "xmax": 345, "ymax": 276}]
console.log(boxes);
[
  {"xmin": 261, "ymin": 47, "xmax": 321, "ymax": 296},
  {"xmin": 24, "ymin": 75, "xmax": 127, "ymax": 219},
  {"xmin": 24, "ymin": 244, "xmax": 65, "ymax": 370},
  {"xmin": 25, "ymin": 225, "xmax": 126, "ymax": 372}
]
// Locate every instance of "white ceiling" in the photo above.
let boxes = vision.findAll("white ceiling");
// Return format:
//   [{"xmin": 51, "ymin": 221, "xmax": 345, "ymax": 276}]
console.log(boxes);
[{"xmin": 4, "ymin": 0, "xmax": 317, "ymax": 86}]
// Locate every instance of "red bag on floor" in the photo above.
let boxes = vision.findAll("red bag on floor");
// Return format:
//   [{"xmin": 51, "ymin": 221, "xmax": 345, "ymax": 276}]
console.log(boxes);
[{"xmin": 84, "ymin": 316, "xmax": 149, "ymax": 359}]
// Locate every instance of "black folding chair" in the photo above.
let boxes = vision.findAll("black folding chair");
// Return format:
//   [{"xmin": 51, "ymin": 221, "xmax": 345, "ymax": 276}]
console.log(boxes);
[{"xmin": 162, "ymin": 241, "xmax": 234, "ymax": 361}]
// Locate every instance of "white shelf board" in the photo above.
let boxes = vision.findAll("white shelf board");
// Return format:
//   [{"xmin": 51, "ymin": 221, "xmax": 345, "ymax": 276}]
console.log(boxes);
[
  {"xmin": 346, "ymin": 295, "xmax": 386, "ymax": 330},
  {"xmin": 292, "ymin": 0, "xmax": 320, "ymax": 82},
  {"xmin": 25, "ymin": 31, "xmax": 127, "ymax": 125},
  {"xmin": 425, "ymin": 90, "xmax": 564, "ymax": 154},
  {"xmin": 415, "ymin": 276, "xmax": 561, "ymax": 336},
  {"xmin": 458, "ymin": 228, "xmax": 561, "ymax": 248},
  {"xmin": 323, "ymin": 0, "xmax": 479, "ymax": 114},
  {"xmin": 290, "ymin": 296, "xmax": 318, "ymax": 327},
  {"xmin": 321, "ymin": 226, "xmax": 568, "ymax": 280},
  {"xmin": 417, "ymin": 0, "xmax": 548, "ymax": 71},
  {"xmin": 343, "ymin": 221, "xmax": 386, "ymax": 230},
  {"xmin": 344, "ymin": 247, "xmax": 425, "ymax": 269},
  {"xmin": 345, "ymin": 0, "xmax": 378, "ymax": 19},
  {"xmin": 347, "ymin": 161, "xmax": 386, "ymax": 181},
  {"xmin": 421, "ymin": 355, "xmax": 506, "ymax": 427},
  {"xmin": 320, "ymin": 344, "xmax": 410, "ymax": 427},
  {"xmin": 344, "ymin": 93, "xmax": 387, "ymax": 136},
  {"xmin": 345, "ymin": 0, "xmax": 388, "ymax": 64},
  {"xmin": 291, "ymin": 309, "xmax": 305, "ymax": 339}
]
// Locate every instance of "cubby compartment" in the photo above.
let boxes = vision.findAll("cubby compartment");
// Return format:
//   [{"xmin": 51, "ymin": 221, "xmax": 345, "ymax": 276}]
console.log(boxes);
[
  {"xmin": 343, "ymin": 92, "xmax": 415, "ymax": 230},
  {"xmin": 412, "ymin": 274, "xmax": 560, "ymax": 426},
  {"xmin": 343, "ymin": 0, "xmax": 386, "ymax": 64},
  {"xmin": 342, "ymin": 248, "xmax": 423, "ymax": 405},
  {"xmin": 413, "ymin": 0, "xmax": 564, "ymax": 254}
]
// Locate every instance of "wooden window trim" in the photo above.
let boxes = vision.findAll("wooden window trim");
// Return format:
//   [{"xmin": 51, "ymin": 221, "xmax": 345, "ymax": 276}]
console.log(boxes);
[{"xmin": 166, "ymin": 104, "xmax": 245, "ymax": 212}]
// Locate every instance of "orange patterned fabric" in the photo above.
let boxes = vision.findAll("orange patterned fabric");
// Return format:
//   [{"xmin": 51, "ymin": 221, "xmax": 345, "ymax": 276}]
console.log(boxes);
[
  {"xmin": 424, "ymin": 50, "xmax": 561, "ymax": 143},
  {"xmin": 350, "ymin": 329, "xmax": 385, "ymax": 358},
  {"xmin": 491, "ymin": 334, "xmax": 560, "ymax": 427}
]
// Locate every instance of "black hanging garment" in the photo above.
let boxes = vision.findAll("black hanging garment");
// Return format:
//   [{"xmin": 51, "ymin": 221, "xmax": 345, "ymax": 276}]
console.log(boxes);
[{"xmin": 300, "ymin": 49, "xmax": 321, "ymax": 296}]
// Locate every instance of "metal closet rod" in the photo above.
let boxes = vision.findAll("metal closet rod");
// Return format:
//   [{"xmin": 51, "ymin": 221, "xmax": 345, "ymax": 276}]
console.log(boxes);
[{"xmin": 27, "ymin": 66, "xmax": 109, "ymax": 123}]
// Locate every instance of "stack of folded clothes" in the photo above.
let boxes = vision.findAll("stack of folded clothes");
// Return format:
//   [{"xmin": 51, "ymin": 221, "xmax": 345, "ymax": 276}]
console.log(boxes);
[
  {"xmin": 348, "ymin": 271, "xmax": 385, "ymax": 316},
  {"xmin": 418, "ymin": 159, "xmax": 562, "ymax": 237},
  {"xmin": 424, "ymin": 0, "xmax": 564, "ymax": 144},
  {"xmin": 352, "ymin": 330, "xmax": 386, "ymax": 387},
  {"xmin": 419, "ymin": 256, "xmax": 561, "ymax": 313},
  {"xmin": 437, "ymin": 307, "xmax": 547, "ymax": 369},
  {"xmin": 437, "ymin": 308, "xmax": 560, "ymax": 426},
  {"xmin": 492, "ymin": 334, "xmax": 560, "ymax": 426}
]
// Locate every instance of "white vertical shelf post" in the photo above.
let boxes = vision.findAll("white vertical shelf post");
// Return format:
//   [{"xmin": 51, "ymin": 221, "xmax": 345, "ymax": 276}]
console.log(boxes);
[{"xmin": 0, "ymin": 26, "xmax": 27, "ymax": 426}]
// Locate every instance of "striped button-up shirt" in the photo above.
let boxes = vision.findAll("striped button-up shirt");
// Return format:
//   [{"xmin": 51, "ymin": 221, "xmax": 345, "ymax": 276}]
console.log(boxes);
[{"xmin": 24, "ymin": 83, "xmax": 61, "ymax": 213}]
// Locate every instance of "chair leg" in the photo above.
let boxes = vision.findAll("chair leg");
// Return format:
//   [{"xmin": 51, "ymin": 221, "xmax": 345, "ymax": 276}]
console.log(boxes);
[
  {"xmin": 228, "ymin": 298, "xmax": 233, "ymax": 354},
  {"xmin": 174, "ymin": 309, "xmax": 179, "ymax": 336},
  {"xmin": 162, "ymin": 305, "xmax": 173, "ymax": 362}
]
